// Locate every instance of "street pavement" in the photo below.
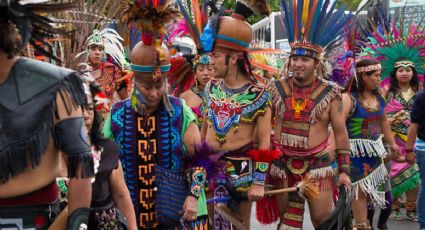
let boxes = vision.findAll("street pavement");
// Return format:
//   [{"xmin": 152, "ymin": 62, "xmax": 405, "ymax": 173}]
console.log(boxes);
[{"xmin": 250, "ymin": 202, "xmax": 419, "ymax": 229}]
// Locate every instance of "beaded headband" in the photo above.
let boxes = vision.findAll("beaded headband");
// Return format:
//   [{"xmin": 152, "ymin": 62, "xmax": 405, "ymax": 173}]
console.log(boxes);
[
  {"xmin": 356, "ymin": 64, "xmax": 382, "ymax": 73},
  {"xmin": 394, "ymin": 60, "xmax": 415, "ymax": 68}
]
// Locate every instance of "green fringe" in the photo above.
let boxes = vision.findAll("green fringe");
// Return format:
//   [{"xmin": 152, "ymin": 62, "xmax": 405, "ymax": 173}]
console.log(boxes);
[{"xmin": 391, "ymin": 172, "xmax": 420, "ymax": 198}]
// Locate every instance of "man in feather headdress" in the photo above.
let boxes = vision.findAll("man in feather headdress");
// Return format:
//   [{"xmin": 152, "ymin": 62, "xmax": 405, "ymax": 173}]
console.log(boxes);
[
  {"xmin": 0, "ymin": 1, "xmax": 94, "ymax": 229},
  {"xmin": 77, "ymin": 28, "xmax": 129, "ymax": 115},
  {"xmin": 103, "ymin": 1, "xmax": 211, "ymax": 229},
  {"xmin": 199, "ymin": 0, "xmax": 278, "ymax": 228},
  {"xmin": 266, "ymin": 0, "xmax": 352, "ymax": 229}
]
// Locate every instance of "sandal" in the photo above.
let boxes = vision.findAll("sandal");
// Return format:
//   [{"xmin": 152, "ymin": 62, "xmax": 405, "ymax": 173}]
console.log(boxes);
[
  {"xmin": 390, "ymin": 210, "xmax": 404, "ymax": 221},
  {"xmin": 406, "ymin": 202, "xmax": 418, "ymax": 222}
]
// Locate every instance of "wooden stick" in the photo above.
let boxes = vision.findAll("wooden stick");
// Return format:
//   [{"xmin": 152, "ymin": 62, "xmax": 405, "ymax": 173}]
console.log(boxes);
[
  {"xmin": 215, "ymin": 204, "xmax": 249, "ymax": 230},
  {"xmin": 264, "ymin": 187, "xmax": 298, "ymax": 195}
]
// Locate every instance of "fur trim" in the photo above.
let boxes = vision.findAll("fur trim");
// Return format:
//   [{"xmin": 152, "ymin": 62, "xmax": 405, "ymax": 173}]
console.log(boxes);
[
  {"xmin": 247, "ymin": 149, "xmax": 281, "ymax": 163},
  {"xmin": 239, "ymin": 0, "xmax": 271, "ymax": 16}
]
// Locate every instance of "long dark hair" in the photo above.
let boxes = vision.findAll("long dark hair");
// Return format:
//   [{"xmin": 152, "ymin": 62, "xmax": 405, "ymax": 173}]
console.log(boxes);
[
  {"xmin": 85, "ymin": 84, "xmax": 107, "ymax": 149},
  {"xmin": 236, "ymin": 52, "xmax": 252, "ymax": 78},
  {"xmin": 0, "ymin": 23, "xmax": 20, "ymax": 58},
  {"xmin": 344, "ymin": 58, "xmax": 381, "ymax": 95},
  {"xmin": 388, "ymin": 65, "xmax": 421, "ymax": 94}
]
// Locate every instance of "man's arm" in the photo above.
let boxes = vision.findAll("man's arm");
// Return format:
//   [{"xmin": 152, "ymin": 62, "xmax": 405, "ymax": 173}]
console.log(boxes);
[
  {"xmin": 331, "ymin": 95, "xmax": 351, "ymax": 187},
  {"xmin": 54, "ymin": 91, "xmax": 93, "ymax": 228},
  {"xmin": 406, "ymin": 123, "xmax": 419, "ymax": 164},
  {"xmin": 256, "ymin": 107, "xmax": 272, "ymax": 150}
]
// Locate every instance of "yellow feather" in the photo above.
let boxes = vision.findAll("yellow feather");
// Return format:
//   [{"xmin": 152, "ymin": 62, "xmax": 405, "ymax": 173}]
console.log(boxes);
[{"xmin": 302, "ymin": 0, "xmax": 310, "ymax": 27}]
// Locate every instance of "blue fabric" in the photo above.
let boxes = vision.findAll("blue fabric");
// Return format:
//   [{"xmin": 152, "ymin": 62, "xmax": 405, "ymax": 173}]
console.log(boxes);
[
  {"xmin": 130, "ymin": 63, "xmax": 171, "ymax": 73},
  {"xmin": 216, "ymin": 34, "xmax": 249, "ymax": 48},
  {"xmin": 411, "ymin": 90, "xmax": 425, "ymax": 142},
  {"xmin": 417, "ymin": 149, "xmax": 425, "ymax": 228},
  {"xmin": 346, "ymin": 92, "xmax": 386, "ymax": 140}
]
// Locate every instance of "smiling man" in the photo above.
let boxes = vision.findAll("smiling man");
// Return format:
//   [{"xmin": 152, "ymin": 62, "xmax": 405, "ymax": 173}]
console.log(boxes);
[{"xmin": 266, "ymin": 1, "xmax": 352, "ymax": 229}]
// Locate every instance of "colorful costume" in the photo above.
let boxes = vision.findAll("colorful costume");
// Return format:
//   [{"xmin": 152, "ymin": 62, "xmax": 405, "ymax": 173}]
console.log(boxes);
[
  {"xmin": 359, "ymin": 12, "xmax": 425, "ymax": 220},
  {"xmin": 265, "ymin": 0, "xmax": 352, "ymax": 229},
  {"xmin": 103, "ymin": 1, "xmax": 208, "ymax": 229},
  {"xmin": 0, "ymin": 2, "xmax": 94, "ymax": 229},
  {"xmin": 386, "ymin": 92, "xmax": 420, "ymax": 198},
  {"xmin": 269, "ymin": 77, "xmax": 343, "ymax": 229},
  {"xmin": 347, "ymin": 92, "xmax": 388, "ymax": 207},
  {"xmin": 76, "ymin": 28, "xmax": 129, "ymax": 113}
]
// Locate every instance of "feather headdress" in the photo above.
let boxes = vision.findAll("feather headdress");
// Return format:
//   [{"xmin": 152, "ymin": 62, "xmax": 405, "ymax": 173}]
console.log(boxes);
[
  {"xmin": 0, "ymin": 0, "xmax": 74, "ymax": 60},
  {"xmin": 122, "ymin": 0, "xmax": 180, "ymax": 46},
  {"xmin": 359, "ymin": 7, "xmax": 425, "ymax": 79},
  {"xmin": 75, "ymin": 28, "xmax": 125, "ymax": 69},
  {"xmin": 279, "ymin": 0, "xmax": 353, "ymax": 59}
]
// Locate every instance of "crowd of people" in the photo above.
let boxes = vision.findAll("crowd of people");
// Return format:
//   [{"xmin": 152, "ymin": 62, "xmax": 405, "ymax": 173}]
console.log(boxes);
[{"xmin": 0, "ymin": 0, "xmax": 425, "ymax": 230}]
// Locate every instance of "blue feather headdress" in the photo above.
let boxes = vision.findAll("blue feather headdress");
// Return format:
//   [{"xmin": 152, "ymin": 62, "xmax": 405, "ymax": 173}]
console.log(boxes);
[{"xmin": 279, "ymin": 0, "xmax": 353, "ymax": 59}]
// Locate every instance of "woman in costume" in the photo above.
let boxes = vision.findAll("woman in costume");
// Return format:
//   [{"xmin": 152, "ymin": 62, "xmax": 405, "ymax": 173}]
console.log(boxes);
[
  {"xmin": 342, "ymin": 58, "xmax": 400, "ymax": 230},
  {"xmin": 167, "ymin": 1, "xmax": 216, "ymax": 129},
  {"xmin": 179, "ymin": 54, "xmax": 215, "ymax": 128},
  {"xmin": 59, "ymin": 83, "xmax": 138, "ymax": 230},
  {"xmin": 360, "ymin": 18, "xmax": 425, "ymax": 221}
]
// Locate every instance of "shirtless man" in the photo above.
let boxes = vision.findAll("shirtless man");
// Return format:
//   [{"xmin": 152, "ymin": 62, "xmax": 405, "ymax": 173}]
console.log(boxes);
[
  {"xmin": 267, "ymin": 1, "xmax": 352, "ymax": 229},
  {"xmin": 0, "ymin": 1, "xmax": 94, "ymax": 229},
  {"xmin": 200, "ymin": 1, "xmax": 274, "ymax": 228}
]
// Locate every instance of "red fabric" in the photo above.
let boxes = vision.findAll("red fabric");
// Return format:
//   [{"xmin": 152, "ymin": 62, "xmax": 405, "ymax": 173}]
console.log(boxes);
[
  {"xmin": 256, "ymin": 195, "xmax": 280, "ymax": 224},
  {"xmin": 0, "ymin": 182, "xmax": 58, "ymax": 206},
  {"xmin": 248, "ymin": 149, "xmax": 281, "ymax": 163}
]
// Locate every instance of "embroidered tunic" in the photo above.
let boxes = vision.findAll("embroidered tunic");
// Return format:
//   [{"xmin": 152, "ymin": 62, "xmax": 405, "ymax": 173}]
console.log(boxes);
[
  {"xmin": 347, "ymin": 92, "xmax": 388, "ymax": 207},
  {"xmin": 269, "ymin": 77, "xmax": 341, "ymax": 150},
  {"xmin": 190, "ymin": 86, "xmax": 205, "ymax": 128},
  {"xmin": 204, "ymin": 79, "xmax": 271, "ymax": 143},
  {"xmin": 385, "ymin": 91, "xmax": 420, "ymax": 198},
  {"xmin": 105, "ymin": 96, "xmax": 207, "ymax": 229}
]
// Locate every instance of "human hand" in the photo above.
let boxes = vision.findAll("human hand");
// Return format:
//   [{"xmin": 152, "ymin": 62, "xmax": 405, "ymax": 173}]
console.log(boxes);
[
  {"xmin": 390, "ymin": 144, "xmax": 401, "ymax": 159},
  {"xmin": 248, "ymin": 183, "xmax": 265, "ymax": 201},
  {"xmin": 337, "ymin": 172, "xmax": 351, "ymax": 189},
  {"xmin": 406, "ymin": 151, "xmax": 416, "ymax": 164},
  {"xmin": 182, "ymin": 196, "xmax": 198, "ymax": 222}
]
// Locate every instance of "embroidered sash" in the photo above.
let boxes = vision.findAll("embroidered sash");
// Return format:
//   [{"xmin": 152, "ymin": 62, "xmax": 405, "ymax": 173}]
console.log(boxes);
[{"xmin": 269, "ymin": 77, "xmax": 341, "ymax": 149}]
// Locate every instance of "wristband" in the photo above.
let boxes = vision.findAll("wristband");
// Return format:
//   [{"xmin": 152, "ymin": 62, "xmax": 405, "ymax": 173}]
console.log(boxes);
[
  {"xmin": 187, "ymin": 167, "xmax": 206, "ymax": 199},
  {"xmin": 252, "ymin": 162, "xmax": 269, "ymax": 185},
  {"xmin": 336, "ymin": 149, "xmax": 351, "ymax": 175}
]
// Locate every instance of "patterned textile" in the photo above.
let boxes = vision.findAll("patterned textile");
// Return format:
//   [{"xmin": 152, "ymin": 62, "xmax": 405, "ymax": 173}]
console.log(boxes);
[
  {"xmin": 110, "ymin": 96, "xmax": 185, "ymax": 228},
  {"xmin": 93, "ymin": 61, "xmax": 122, "ymax": 102},
  {"xmin": 89, "ymin": 206, "xmax": 119, "ymax": 230},
  {"xmin": 191, "ymin": 86, "xmax": 204, "ymax": 128},
  {"xmin": 204, "ymin": 79, "xmax": 271, "ymax": 143},
  {"xmin": 268, "ymin": 77, "xmax": 341, "ymax": 149},
  {"xmin": 385, "ymin": 92, "xmax": 420, "ymax": 197},
  {"xmin": 347, "ymin": 92, "xmax": 389, "ymax": 207}
]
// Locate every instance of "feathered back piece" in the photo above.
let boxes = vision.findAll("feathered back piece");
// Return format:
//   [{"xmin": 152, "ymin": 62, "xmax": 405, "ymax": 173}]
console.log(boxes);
[
  {"xmin": 0, "ymin": 0, "xmax": 74, "ymax": 60},
  {"xmin": 122, "ymin": 0, "xmax": 180, "ymax": 46},
  {"xmin": 174, "ymin": 0, "xmax": 211, "ymax": 52},
  {"xmin": 279, "ymin": 0, "xmax": 352, "ymax": 59},
  {"xmin": 359, "ymin": 7, "xmax": 425, "ymax": 79},
  {"xmin": 76, "ymin": 28, "xmax": 125, "ymax": 69}
]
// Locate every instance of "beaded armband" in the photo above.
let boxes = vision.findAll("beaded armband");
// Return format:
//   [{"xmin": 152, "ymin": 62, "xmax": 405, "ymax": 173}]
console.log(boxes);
[
  {"xmin": 336, "ymin": 149, "xmax": 351, "ymax": 175},
  {"xmin": 186, "ymin": 167, "xmax": 207, "ymax": 199},
  {"xmin": 248, "ymin": 149, "xmax": 281, "ymax": 185},
  {"xmin": 253, "ymin": 162, "xmax": 269, "ymax": 185}
]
